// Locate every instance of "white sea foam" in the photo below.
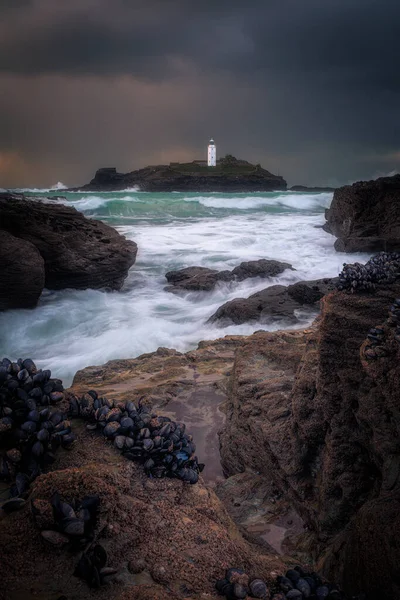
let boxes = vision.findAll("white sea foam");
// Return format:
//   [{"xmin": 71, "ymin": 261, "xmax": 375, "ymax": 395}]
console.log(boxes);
[
  {"xmin": 68, "ymin": 195, "xmax": 109, "ymax": 210},
  {"xmin": 50, "ymin": 181, "xmax": 67, "ymax": 190},
  {"xmin": 0, "ymin": 191, "xmax": 371, "ymax": 387},
  {"xmin": 184, "ymin": 192, "xmax": 332, "ymax": 210},
  {"xmin": 14, "ymin": 181, "xmax": 68, "ymax": 193}
]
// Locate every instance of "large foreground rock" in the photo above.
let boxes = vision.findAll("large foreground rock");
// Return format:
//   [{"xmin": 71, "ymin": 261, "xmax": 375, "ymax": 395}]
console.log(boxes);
[
  {"xmin": 0, "ymin": 193, "xmax": 137, "ymax": 303},
  {"xmin": 165, "ymin": 259, "xmax": 293, "ymax": 292},
  {"xmin": 0, "ymin": 230, "xmax": 45, "ymax": 309},
  {"xmin": 0, "ymin": 340, "xmax": 286, "ymax": 600},
  {"xmin": 208, "ymin": 278, "xmax": 337, "ymax": 325},
  {"xmin": 324, "ymin": 174, "xmax": 400, "ymax": 252},
  {"xmin": 220, "ymin": 284, "xmax": 400, "ymax": 598}
]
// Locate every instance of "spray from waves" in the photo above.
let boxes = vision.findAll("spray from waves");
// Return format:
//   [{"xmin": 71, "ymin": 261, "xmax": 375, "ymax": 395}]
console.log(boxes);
[
  {"xmin": 66, "ymin": 186, "xmax": 142, "ymax": 194},
  {"xmin": 184, "ymin": 192, "xmax": 332, "ymax": 210},
  {"xmin": 50, "ymin": 181, "xmax": 67, "ymax": 190},
  {"xmin": 13, "ymin": 181, "xmax": 68, "ymax": 193}
]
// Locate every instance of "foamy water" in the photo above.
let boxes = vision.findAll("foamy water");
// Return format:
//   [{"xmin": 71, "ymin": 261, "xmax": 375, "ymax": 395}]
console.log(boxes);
[{"xmin": 0, "ymin": 190, "xmax": 370, "ymax": 385}]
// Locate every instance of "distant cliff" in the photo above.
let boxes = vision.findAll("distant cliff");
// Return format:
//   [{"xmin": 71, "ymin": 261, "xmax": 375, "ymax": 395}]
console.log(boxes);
[{"xmin": 71, "ymin": 156, "xmax": 287, "ymax": 192}]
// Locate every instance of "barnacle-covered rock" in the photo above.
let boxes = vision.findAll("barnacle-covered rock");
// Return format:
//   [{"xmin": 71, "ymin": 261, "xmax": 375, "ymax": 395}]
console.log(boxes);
[{"xmin": 337, "ymin": 252, "xmax": 400, "ymax": 293}]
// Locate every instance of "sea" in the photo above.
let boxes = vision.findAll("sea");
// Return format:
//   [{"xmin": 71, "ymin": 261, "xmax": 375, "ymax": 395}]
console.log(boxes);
[{"xmin": 0, "ymin": 185, "xmax": 370, "ymax": 386}]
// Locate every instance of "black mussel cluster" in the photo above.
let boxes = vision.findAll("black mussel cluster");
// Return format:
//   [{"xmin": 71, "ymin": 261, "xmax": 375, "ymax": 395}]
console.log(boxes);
[
  {"xmin": 74, "ymin": 543, "xmax": 118, "ymax": 588},
  {"xmin": 363, "ymin": 327, "xmax": 387, "ymax": 360},
  {"xmin": 216, "ymin": 568, "xmax": 266, "ymax": 599},
  {"xmin": 216, "ymin": 567, "xmax": 366, "ymax": 600},
  {"xmin": 337, "ymin": 252, "xmax": 400, "ymax": 293},
  {"xmin": 388, "ymin": 298, "xmax": 400, "ymax": 344},
  {"xmin": 0, "ymin": 357, "xmax": 74, "ymax": 507},
  {"xmin": 32, "ymin": 491, "xmax": 100, "ymax": 549},
  {"xmin": 363, "ymin": 298, "xmax": 400, "ymax": 360},
  {"xmin": 68, "ymin": 392, "xmax": 204, "ymax": 484}
]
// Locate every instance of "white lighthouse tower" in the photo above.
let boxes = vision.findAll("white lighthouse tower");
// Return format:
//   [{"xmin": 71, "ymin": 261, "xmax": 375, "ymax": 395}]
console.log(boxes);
[{"xmin": 207, "ymin": 138, "xmax": 216, "ymax": 167}]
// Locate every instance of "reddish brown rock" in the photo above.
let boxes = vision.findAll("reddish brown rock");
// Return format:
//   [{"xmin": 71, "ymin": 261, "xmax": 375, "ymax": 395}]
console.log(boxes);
[
  {"xmin": 220, "ymin": 284, "xmax": 400, "ymax": 598},
  {"xmin": 0, "ymin": 192, "xmax": 137, "ymax": 294},
  {"xmin": 0, "ymin": 230, "xmax": 45, "ymax": 309},
  {"xmin": 324, "ymin": 174, "xmax": 400, "ymax": 252}
]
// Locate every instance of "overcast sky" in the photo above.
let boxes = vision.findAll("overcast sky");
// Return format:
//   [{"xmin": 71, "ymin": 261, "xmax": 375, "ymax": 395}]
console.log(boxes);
[{"xmin": 1, "ymin": 0, "xmax": 399, "ymax": 188}]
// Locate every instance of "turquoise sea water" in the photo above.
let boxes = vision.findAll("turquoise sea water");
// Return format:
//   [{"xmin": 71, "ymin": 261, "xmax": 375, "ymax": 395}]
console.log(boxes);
[{"xmin": 0, "ymin": 188, "xmax": 370, "ymax": 385}]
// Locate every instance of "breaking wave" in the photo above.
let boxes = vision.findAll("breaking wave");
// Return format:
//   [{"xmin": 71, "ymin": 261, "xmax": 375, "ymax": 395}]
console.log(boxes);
[{"xmin": 184, "ymin": 192, "xmax": 332, "ymax": 210}]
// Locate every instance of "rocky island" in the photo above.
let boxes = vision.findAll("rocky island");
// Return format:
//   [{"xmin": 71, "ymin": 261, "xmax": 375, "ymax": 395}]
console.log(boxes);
[{"xmin": 71, "ymin": 155, "xmax": 287, "ymax": 193}]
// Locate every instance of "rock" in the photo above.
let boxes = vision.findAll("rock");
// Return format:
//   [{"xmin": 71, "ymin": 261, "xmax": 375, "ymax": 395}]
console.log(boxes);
[
  {"xmin": 0, "ymin": 360, "xmax": 285, "ymax": 598},
  {"xmin": 208, "ymin": 278, "xmax": 337, "ymax": 325},
  {"xmin": 128, "ymin": 558, "xmax": 147, "ymax": 574},
  {"xmin": 165, "ymin": 266, "xmax": 225, "ymax": 292},
  {"xmin": 0, "ymin": 193, "xmax": 137, "ymax": 294},
  {"xmin": 324, "ymin": 174, "xmax": 400, "ymax": 252},
  {"xmin": 220, "ymin": 282, "xmax": 400, "ymax": 598},
  {"xmin": 230, "ymin": 259, "xmax": 294, "ymax": 281},
  {"xmin": 165, "ymin": 260, "xmax": 293, "ymax": 292},
  {"xmin": 289, "ymin": 185, "xmax": 336, "ymax": 192},
  {"xmin": 0, "ymin": 230, "xmax": 45, "ymax": 310},
  {"xmin": 70, "ymin": 157, "xmax": 287, "ymax": 193}
]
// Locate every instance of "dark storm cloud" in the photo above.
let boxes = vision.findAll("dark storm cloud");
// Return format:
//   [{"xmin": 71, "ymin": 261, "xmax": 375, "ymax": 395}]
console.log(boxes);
[
  {"xmin": 1, "ymin": 0, "xmax": 399, "ymax": 83},
  {"xmin": 0, "ymin": 0, "xmax": 399, "ymax": 187}
]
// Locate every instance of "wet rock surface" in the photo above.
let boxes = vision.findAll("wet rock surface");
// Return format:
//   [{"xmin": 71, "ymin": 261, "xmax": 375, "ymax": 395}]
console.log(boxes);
[
  {"xmin": 165, "ymin": 260, "xmax": 294, "ymax": 292},
  {"xmin": 220, "ymin": 284, "xmax": 400, "ymax": 599},
  {"xmin": 0, "ymin": 352, "xmax": 287, "ymax": 599},
  {"xmin": 324, "ymin": 174, "xmax": 400, "ymax": 252},
  {"xmin": 0, "ymin": 230, "xmax": 45, "ymax": 310},
  {"xmin": 208, "ymin": 278, "xmax": 337, "ymax": 325},
  {"xmin": 0, "ymin": 193, "xmax": 137, "ymax": 301}
]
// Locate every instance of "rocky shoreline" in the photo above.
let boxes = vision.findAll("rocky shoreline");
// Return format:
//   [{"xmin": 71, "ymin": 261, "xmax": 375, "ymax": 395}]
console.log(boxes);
[
  {"xmin": 2, "ymin": 268, "xmax": 400, "ymax": 597},
  {"xmin": 1, "ymin": 174, "xmax": 400, "ymax": 599}
]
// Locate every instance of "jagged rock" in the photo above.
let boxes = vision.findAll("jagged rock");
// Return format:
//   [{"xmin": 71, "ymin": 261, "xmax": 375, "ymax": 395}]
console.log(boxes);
[
  {"xmin": 220, "ymin": 283, "xmax": 400, "ymax": 599},
  {"xmin": 0, "ymin": 230, "xmax": 45, "ymax": 310},
  {"xmin": 208, "ymin": 278, "xmax": 336, "ymax": 325},
  {"xmin": 70, "ymin": 157, "xmax": 287, "ymax": 192},
  {"xmin": 165, "ymin": 259, "xmax": 293, "ymax": 292},
  {"xmin": 0, "ymin": 193, "xmax": 137, "ymax": 295},
  {"xmin": 324, "ymin": 174, "xmax": 400, "ymax": 252}
]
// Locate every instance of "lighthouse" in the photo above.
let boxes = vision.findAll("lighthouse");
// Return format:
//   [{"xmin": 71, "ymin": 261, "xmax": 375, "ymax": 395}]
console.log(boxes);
[{"xmin": 207, "ymin": 138, "xmax": 216, "ymax": 167}]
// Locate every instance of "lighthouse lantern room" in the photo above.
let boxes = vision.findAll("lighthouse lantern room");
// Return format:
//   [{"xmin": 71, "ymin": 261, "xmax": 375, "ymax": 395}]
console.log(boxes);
[{"xmin": 207, "ymin": 138, "xmax": 216, "ymax": 167}]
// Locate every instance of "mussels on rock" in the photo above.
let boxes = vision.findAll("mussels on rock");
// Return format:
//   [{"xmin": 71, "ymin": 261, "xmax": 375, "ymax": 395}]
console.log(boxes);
[
  {"xmin": 215, "ymin": 566, "xmax": 366, "ymax": 600},
  {"xmin": 337, "ymin": 252, "xmax": 400, "ymax": 293},
  {"xmin": 0, "ymin": 357, "xmax": 75, "ymax": 509},
  {"xmin": 68, "ymin": 392, "xmax": 204, "ymax": 483}
]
